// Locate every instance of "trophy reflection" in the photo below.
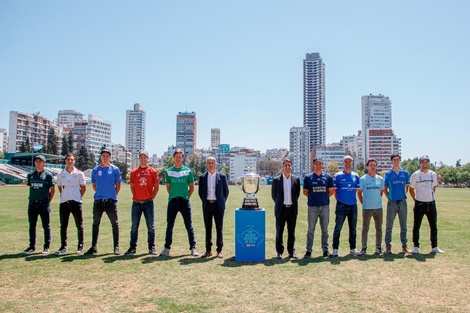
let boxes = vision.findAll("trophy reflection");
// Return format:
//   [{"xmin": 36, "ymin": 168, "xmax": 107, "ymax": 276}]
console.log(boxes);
[{"xmin": 234, "ymin": 172, "xmax": 267, "ymax": 209}]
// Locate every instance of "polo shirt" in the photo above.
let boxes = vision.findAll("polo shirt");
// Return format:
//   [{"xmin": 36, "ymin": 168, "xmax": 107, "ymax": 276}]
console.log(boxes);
[
  {"xmin": 130, "ymin": 166, "xmax": 159, "ymax": 201},
  {"xmin": 359, "ymin": 174, "xmax": 385, "ymax": 209},
  {"xmin": 91, "ymin": 164, "xmax": 122, "ymax": 200},
  {"xmin": 334, "ymin": 171, "xmax": 360, "ymax": 205},
  {"xmin": 27, "ymin": 169, "xmax": 54, "ymax": 201},
  {"xmin": 165, "ymin": 166, "xmax": 194, "ymax": 200},
  {"xmin": 303, "ymin": 171, "xmax": 333, "ymax": 206},
  {"xmin": 384, "ymin": 168, "xmax": 410, "ymax": 200},
  {"xmin": 57, "ymin": 167, "xmax": 86, "ymax": 203},
  {"xmin": 410, "ymin": 170, "xmax": 438, "ymax": 202}
]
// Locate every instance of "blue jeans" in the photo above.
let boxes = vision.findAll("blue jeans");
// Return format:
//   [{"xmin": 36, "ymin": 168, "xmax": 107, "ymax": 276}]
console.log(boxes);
[
  {"xmin": 306, "ymin": 205, "xmax": 330, "ymax": 253},
  {"xmin": 130, "ymin": 200, "xmax": 155, "ymax": 249},
  {"xmin": 385, "ymin": 199, "xmax": 408, "ymax": 247},
  {"xmin": 332, "ymin": 202, "xmax": 357, "ymax": 250},
  {"xmin": 28, "ymin": 199, "xmax": 51, "ymax": 248},
  {"xmin": 164, "ymin": 197, "xmax": 196, "ymax": 250}
]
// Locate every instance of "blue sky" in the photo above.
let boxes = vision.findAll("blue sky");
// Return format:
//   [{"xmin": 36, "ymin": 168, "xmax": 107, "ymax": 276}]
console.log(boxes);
[{"xmin": 1, "ymin": 1, "xmax": 469, "ymax": 165}]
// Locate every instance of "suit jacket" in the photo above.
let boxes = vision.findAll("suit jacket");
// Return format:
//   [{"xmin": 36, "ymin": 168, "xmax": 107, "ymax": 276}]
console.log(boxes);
[
  {"xmin": 271, "ymin": 174, "xmax": 301, "ymax": 217},
  {"xmin": 198, "ymin": 171, "xmax": 229, "ymax": 211}
]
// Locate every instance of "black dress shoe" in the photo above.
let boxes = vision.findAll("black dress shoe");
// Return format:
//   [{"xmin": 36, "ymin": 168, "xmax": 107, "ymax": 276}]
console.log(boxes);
[
  {"xmin": 323, "ymin": 251, "xmax": 332, "ymax": 257},
  {"xmin": 84, "ymin": 246, "xmax": 97, "ymax": 255},
  {"xmin": 289, "ymin": 253, "xmax": 298, "ymax": 259},
  {"xmin": 276, "ymin": 253, "xmax": 282, "ymax": 259},
  {"xmin": 200, "ymin": 251, "xmax": 213, "ymax": 258}
]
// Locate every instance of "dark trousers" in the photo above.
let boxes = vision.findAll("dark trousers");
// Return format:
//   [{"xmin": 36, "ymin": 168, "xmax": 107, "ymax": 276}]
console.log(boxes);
[
  {"xmin": 275, "ymin": 206, "xmax": 297, "ymax": 255},
  {"xmin": 130, "ymin": 200, "xmax": 155, "ymax": 249},
  {"xmin": 91, "ymin": 199, "xmax": 119, "ymax": 248},
  {"xmin": 59, "ymin": 200, "xmax": 84, "ymax": 247},
  {"xmin": 413, "ymin": 200, "xmax": 438, "ymax": 248},
  {"xmin": 164, "ymin": 197, "xmax": 196, "ymax": 250},
  {"xmin": 332, "ymin": 202, "xmax": 358, "ymax": 250},
  {"xmin": 28, "ymin": 200, "xmax": 51, "ymax": 248},
  {"xmin": 203, "ymin": 202, "xmax": 224, "ymax": 252}
]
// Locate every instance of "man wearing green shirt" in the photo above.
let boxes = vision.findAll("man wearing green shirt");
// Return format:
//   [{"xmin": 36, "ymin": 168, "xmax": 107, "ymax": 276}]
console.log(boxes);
[
  {"xmin": 23, "ymin": 154, "xmax": 55, "ymax": 255},
  {"xmin": 160, "ymin": 149, "xmax": 198, "ymax": 257}
]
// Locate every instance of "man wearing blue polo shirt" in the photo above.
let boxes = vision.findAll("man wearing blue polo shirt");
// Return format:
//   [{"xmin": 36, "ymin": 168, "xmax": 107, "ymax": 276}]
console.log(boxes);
[
  {"xmin": 302, "ymin": 158, "xmax": 334, "ymax": 258},
  {"xmin": 85, "ymin": 148, "xmax": 122, "ymax": 255},
  {"xmin": 332, "ymin": 155, "xmax": 360, "ymax": 257},
  {"xmin": 384, "ymin": 153, "xmax": 411, "ymax": 254}
]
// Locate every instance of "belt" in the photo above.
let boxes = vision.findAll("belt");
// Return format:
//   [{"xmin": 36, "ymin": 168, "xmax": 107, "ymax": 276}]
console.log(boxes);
[
  {"xmin": 283, "ymin": 204, "xmax": 292, "ymax": 208},
  {"xmin": 30, "ymin": 199, "xmax": 47, "ymax": 203},
  {"xmin": 207, "ymin": 200, "xmax": 217, "ymax": 203},
  {"xmin": 134, "ymin": 198, "xmax": 153, "ymax": 204},
  {"xmin": 96, "ymin": 198, "xmax": 114, "ymax": 202}
]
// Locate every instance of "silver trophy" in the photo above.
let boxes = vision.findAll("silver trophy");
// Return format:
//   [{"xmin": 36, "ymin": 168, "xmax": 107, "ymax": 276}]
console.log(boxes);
[{"xmin": 234, "ymin": 172, "xmax": 267, "ymax": 209}]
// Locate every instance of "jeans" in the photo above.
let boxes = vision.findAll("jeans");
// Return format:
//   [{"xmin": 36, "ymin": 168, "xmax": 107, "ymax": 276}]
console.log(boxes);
[
  {"xmin": 91, "ymin": 199, "xmax": 119, "ymax": 248},
  {"xmin": 306, "ymin": 205, "xmax": 330, "ymax": 253},
  {"xmin": 59, "ymin": 200, "xmax": 84, "ymax": 247},
  {"xmin": 130, "ymin": 200, "xmax": 155, "ymax": 249},
  {"xmin": 332, "ymin": 202, "xmax": 357, "ymax": 250},
  {"xmin": 28, "ymin": 199, "xmax": 51, "ymax": 248},
  {"xmin": 164, "ymin": 197, "xmax": 196, "ymax": 250},
  {"xmin": 413, "ymin": 200, "xmax": 438, "ymax": 248},
  {"xmin": 203, "ymin": 202, "xmax": 224, "ymax": 253},
  {"xmin": 361, "ymin": 208, "xmax": 383, "ymax": 249},
  {"xmin": 385, "ymin": 199, "xmax": 408, "ymax": 247}
]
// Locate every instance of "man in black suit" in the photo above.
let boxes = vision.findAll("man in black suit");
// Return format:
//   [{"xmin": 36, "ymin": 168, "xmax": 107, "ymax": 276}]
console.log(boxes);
[
  {"xmin": 198, "ymin": 157, "xmax": 230, "ymax": 258},
  {"xmin": 271, "ymin": 158, "xmax": 301, "ymax": 259}
]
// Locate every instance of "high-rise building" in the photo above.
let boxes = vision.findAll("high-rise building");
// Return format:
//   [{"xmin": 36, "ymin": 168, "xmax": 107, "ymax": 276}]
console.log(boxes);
[
  {"xmin": 0, "ymin": 128, "xmax": 7, "ymax": 152},
  {"xmin": 361, "ymin": 94, "xmax": 401, "ymax": 170},
  {"xmin": 303, "ymin": 52, "xmax": 326, "ymax": 150},
  {"xmin": 176, "ymin": 111, "xmax": 197, "ymax": 156},
  {"xmin": 86, "ymin": 114, "xmax": 112, "ymax": 158},
  {"xmin": 57, "ymin": 110, "xmax": 84, "ymax": 128},
  {"xmin": 8, "ymin": 111, "xmax": 56, "ymax": 153},
  {"xmin": 289, "ymin": 126, "xmax": 310, "ymax": 178},
  {"xmin": 211, "ymin": 128, "xmax": 220, "ymax": 152},
  {"xmin": 126, "ymin": 103, "xmax": 146, "ymax": 167}
]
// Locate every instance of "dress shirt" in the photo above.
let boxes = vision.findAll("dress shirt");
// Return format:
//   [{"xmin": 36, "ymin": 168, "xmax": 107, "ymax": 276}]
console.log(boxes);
[
  {"xmin": 282, "ymin": 173, "xmax": 292, "ymax": 205},
  {"xmin": 207, "ymin": 172, "xmax": 217, "ymax": 200}
]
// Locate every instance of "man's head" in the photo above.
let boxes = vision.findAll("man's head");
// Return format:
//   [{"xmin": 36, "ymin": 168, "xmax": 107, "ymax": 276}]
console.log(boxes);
[
  {"xmin": 313, "ymin": 158, "xmax": 323, "ymax": 173},
  {"xmin": 282, "ymin": 158, "xmax": 292, "ymax": 176},
  {"xmin": 343, "ymin": 155, "xmax": 353, "ymax": 171},
  {"xmin": 419, "ymin": 155, "xmax": 430, "ymax": 171},
  {"xmin": 34, "ymin": 155, "xmax": 46, "ymax": 170},
  {"xmin": 206, "ymin": 157, "xmax": 216, "ymax": 173},
  {"xmin": 139, "ymin": 151, "xmax": 149, "ymax": 167},
  {"xmin": 173, "ymin": 149, "xmax": 184, "ymax": 167},
  {"xmin": 100, "ymin": 148, "xmax": 111, "ymax": 165},
  {"xmin": 390, "ymin": 153, "xmax": 401, "ymax": 168},
  {"xmin": 366, "ymin": 158, "xmax": 377, "ymax": 174},
  {"xmin": 65, "ymin": 153, "xmax": 75, "ymax": 167}
]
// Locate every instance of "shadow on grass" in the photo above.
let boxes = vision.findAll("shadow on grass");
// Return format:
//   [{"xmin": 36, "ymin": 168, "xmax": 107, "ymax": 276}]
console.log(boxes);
[
  {"xmin": 0, "ymin": 253, "xmax": 30, "ymax": 260},
  {"xmin": 405, "ymin": 253, "xmax": 436, "ymax": 262}
]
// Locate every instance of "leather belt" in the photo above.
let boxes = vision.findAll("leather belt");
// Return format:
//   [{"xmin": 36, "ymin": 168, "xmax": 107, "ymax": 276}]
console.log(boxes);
[
  {"xmin": 283, "ymin": 204, "xmax": 292, "ymax": 208},
  {"xmin": 207, "ymin": 200, "xmax": 217, "ymax": 203},
  {"xmin": 134, "ymin": 198, "xmax": 153, "ymax": 204},
  {"xmin": 97, "ymin": 198, "xmax": 113, "ymax": 202},
  {"xmin": 30, "ymin": 199, "xmax": 47, "ymax": 203}
]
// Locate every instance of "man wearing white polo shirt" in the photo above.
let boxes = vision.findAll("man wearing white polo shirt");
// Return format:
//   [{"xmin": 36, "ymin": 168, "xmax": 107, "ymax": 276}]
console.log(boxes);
[
  {"xmin": 55, "ymin": 153, "xmax": 87, "ymax": 255},
  {"xmin": 409, "ymin": 155, "xmax": 444, "ymax": 254}
]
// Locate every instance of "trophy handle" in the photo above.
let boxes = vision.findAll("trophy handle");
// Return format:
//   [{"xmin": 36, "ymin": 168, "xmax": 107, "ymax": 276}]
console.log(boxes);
[
  {"xmin": 258, "ymin": 177, "xmax": 267, "ymax": 189},
  {"xmin": 234, "ymin": 177, "xmax": 243, "ymax": 190}
]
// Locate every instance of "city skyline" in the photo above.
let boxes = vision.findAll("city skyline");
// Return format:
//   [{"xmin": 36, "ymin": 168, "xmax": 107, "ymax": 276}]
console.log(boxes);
[{"xmin": 1, "ymin": 1, "xmax": 469, "ymax": 165}]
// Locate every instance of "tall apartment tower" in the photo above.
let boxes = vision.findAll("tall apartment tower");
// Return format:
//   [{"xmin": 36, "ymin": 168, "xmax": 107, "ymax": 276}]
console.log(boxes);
[
  {"xmin": 57, "ymin": 110, "xmax": 84, "ymax": 128},
  {"xmin": 211, "ymin": 128, "xmax": 220, "ymax": 151},
  {"xmin": 289, "ymin": 126, "xmax": 310, "ymax": 178},
  {"xmin": 8, "ymin": 111, "xmax": 56, "ymax": 153},
  {"xmin": 126, "ymin": 103, "xmax": 146, "ymax": 167},
  {"xmin": 361, "ymin": 94, "xmax": 401, "ymax": 170},
  {"xmin": 176, "ymin": 111, "xmax": 197, "ymax": 156},
  {"xmin": 303, "ymin": 52, "xmax": 326, "ymax": 150},
  {"xmin": 86, "ymin": 114, "xmax": 112, "ymax": 158}
]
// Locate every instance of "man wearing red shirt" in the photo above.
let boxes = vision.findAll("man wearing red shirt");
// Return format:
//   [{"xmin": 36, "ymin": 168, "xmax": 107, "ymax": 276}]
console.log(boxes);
[{"xmin": 125, "ymin": 151, "xmax": 159, "ymax": 255}]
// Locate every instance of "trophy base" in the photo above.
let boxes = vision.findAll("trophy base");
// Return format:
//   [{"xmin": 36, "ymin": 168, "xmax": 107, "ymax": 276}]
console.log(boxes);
[{"xmin": 241, "ymin": 199, "xmax": 260, "ymax": 210}]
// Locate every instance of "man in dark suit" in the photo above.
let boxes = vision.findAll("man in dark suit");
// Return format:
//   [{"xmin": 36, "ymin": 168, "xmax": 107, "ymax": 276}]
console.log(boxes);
[
  {"xmin": 271, "ymin": 158, "xmax": 301, "ymax": 259},
  {"xmin": 198, "ymin": 157, "xmax": 230, "ymax": 258}
]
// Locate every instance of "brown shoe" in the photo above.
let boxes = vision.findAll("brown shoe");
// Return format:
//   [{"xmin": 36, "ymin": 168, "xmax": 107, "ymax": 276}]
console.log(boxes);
[
  {"xmin": 402, "ymin": 246, "xmax": 412, "ymax": 253},
  {"xmin": 200, "ymin": 251, "xmax": 212, "ymax": 258},
  {"xmin": 385, "ymin": 246, "xmax": 392, "ymax": 254},
  {"xmin": 217, "ymin": 252, "xmax": 224, "ymax": 258}
]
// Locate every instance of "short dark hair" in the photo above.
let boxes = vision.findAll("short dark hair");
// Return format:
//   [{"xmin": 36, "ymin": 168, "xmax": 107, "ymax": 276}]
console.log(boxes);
[
  {"xmin": 366, "ymin": 158, "xmax": 377, "ymax": 166},
  {"xmin": 173, "ymin": 148, "xmax": 184, "ymax": 157},
  {"xmin": 64, "ymin": 153, "xmax": 75, "ymax": 164},
  {"xmin": 282, "ymin": 158, "xmax": 292, "ymax": 166},
  {"xmin": 390, "ymin": 153, "xmax": 401, "ymax": 160}
]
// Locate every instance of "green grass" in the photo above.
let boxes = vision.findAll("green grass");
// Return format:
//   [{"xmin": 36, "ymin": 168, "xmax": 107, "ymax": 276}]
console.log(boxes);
[{"xmin": 1, "ymin": 185, "xmax": 469, "ymax": 312}]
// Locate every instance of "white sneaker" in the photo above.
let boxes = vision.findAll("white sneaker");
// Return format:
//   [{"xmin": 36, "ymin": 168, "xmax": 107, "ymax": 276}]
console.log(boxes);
[
  {"xmin": 332, "ymin": 249, "xmax": 338, "ymax": 257},
  {"xmin": 431, "ymin": 247, "xmax": 444, "ymax": 254},
  {"xmin": 160, "ymin": 248, "xmax": 170, "ymax": 256},
  {"xmin": 350, "ymin": 249, "xmax": 361, "ymax": 256},
  {"xmin": 412, "ymin": 247, "xmax": 419, "ymax": 254},
  {"xmin": 191, "ymin": 248, "xmax": 199, "ymax": 256}
]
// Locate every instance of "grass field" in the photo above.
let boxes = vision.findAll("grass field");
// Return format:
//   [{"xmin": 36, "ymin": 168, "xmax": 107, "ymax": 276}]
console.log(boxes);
[{"xmin": 0, "ymin": 185, "xmax": 469, "ymax": 312}]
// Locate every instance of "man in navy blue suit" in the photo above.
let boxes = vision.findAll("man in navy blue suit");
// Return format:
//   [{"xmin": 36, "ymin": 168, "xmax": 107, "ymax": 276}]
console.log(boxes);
[
  {"xmin": 271, "ymin": 158, "xmax": 301, "ymax": 259},
  {"xmin": 198, "ymin": 157, "xmax": 229, "ymax": 258}
]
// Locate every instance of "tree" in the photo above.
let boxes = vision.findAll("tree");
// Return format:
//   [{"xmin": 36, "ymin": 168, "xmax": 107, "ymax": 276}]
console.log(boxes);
[
  {"xmin": 45, "ymin": 127, "xmax": 58, "ymax": 155},
  {"xmin": 76, "ymin": 146, "xmax": 96, "ymax": 171},
  {"xmin": 156, "ymin": 167, "xmax": 166, "ymax": 184},
  {"xmin": 438, "ymin": 165, "xmax": 459, "ymax": 185},
  {"xmin": 325, "ymin": 160, "xmax": 339, "ymax": 176},
  {"xmin": 401, "ymin": 157, "xmax": 420, "ymax": 175},
  {"xmin": 186, "ymin": 154, "xmax": 204, "ymax": 177},
  {"xmin": 163, "ymin": 156, "xmax": 174, "ymax": 168},
  {"xmin": 112, "ymin": 160, "xmax": 129, "ymax": 182},
  {"xmin": 257, "ymin": 160, "xmax": 282, "ymax": 177},
  {"xmin": 20, "ymin": 137, "xmax": 32, "ymax": 153},
  {"xmin": 0, "ymin": 151, "xmax": 4, "ymax": 159},
  {"xmin": 61, "ymin": 134, "xmax": 70, "ymax": 156}
]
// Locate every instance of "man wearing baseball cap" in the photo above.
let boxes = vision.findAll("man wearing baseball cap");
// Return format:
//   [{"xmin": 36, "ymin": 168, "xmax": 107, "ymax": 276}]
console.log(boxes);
[
  {"xmin": 85, "ymin": 148, "xmax": 122, "ymax": 255},
  {"xmin": 302, "ymin": 158, "xmax": 334, "ymax": 258},
  {"xmin": 23, "ymin": 154, "xmax": 55, "ymax": 255},
  {"xmin": 124, "ymin": 151, "xmax": 159, "ymax": 256},
  {"xmin": 409, "ymin": 155, "xmax": 444, "ymax": 254}
]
